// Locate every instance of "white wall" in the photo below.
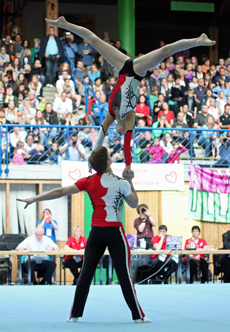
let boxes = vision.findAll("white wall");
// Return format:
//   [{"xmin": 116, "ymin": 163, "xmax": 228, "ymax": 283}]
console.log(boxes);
[{"xmin": 23, "ymin": 2, "xmax": 118, "ymax": 44}]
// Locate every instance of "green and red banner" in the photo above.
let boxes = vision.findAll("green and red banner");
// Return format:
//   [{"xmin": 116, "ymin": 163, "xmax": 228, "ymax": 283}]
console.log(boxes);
[{"xmin": 186, "ymin": 165, "xmax": 230, "ymax": 223}]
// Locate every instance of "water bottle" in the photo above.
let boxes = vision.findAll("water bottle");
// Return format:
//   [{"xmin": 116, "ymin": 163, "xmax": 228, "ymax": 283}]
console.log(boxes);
[{"xmin": 58, "ymin": 155, "xmax": 62, "ymax": 166}]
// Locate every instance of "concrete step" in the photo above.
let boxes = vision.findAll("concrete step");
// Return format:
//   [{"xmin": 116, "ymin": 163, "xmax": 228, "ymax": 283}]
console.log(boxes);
[{"xmin": 42, "ymin": 87, "xmax": 56, "ymax": 103}]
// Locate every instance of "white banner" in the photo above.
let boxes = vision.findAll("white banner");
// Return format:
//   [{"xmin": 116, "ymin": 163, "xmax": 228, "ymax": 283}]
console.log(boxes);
[{"xmin": 61, "ymin": 161, "xmax": 184, "ymax": 191}]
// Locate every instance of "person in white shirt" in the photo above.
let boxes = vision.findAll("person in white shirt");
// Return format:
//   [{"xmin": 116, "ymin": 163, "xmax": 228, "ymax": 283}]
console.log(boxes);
[
  {"xmin": 53, "ymin": 91, "xmax": 73, "ymax": 121},
  {"xmin": 16, "ymin": 227, "xmax": 59, "ymax": 284},
  {"xmin": 69, "ymin": 138, "xmax": 86, "ymax": 161}
]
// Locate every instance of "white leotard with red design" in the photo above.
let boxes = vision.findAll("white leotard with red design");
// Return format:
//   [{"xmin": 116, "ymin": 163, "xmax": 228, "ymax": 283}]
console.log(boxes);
[{"xmin": 75, "ymin": 173, "xmax": 131, "ymax": 227}]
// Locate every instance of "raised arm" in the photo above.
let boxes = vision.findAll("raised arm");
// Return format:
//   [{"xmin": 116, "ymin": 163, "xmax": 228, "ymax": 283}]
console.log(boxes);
[
  {"xmin": 17, "ymin": 185, "xmax": 80, "ymax": 209},
  {"xmin": 122, "ymin": 169, "xmax": 138, "ymax": 208}
]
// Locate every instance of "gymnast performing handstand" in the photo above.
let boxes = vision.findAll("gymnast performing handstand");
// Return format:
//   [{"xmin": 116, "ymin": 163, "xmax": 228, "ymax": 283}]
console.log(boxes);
[{"xmin": 46, "ymin": 16, "xmax": 215, "ymax": 172}]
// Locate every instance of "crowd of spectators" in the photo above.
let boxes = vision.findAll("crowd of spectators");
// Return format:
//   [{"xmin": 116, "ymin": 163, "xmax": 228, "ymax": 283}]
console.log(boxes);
[{"xmin": 1, "ymin": 25, "xmax": 230, "ymax": 166}]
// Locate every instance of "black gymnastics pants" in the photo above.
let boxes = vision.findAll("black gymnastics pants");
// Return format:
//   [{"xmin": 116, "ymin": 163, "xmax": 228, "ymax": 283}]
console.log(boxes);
[{"xmin": 70, "ymin": 226, "xmax": 145, "ymax": 320}]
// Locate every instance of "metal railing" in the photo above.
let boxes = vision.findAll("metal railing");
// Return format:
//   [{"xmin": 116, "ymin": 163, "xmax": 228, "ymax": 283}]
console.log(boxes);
[{"xmin": 1, "ymin": 124, "xmax": 230, "ymax": 176}]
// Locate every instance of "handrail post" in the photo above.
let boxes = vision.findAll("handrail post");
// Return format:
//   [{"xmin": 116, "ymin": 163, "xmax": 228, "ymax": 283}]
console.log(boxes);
[{"xmin": 190, "ymin": 130, "xmax": 193, "ymax": 163}]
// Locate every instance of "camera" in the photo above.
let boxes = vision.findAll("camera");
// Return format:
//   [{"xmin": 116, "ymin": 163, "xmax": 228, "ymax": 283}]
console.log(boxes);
[
  {"xmin": 141, "ymin": 207, "xmax": 146, "ymax": 213},
  {"xmin": 63, "ymin": 32, "xmax": 71, "ymax": 44}
]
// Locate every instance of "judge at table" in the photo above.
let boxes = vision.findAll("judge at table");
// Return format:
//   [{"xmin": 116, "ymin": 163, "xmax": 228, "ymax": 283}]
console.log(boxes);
[{"xmin": 16, "ymin": 227, "xmax": 59, "ymax": 285}]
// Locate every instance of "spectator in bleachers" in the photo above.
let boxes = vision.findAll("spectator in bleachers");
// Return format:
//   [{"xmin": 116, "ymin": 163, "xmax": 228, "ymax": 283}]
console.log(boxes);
[
  {"xmin": 172, "ymin": 63, "xmax": 181, "ymax": 80},
  {"xmin": 209, "ymin": 63, "xmax": 218, "ymax": 83},
  {"xmin": 13, "ymin": 109, "xmax": 30, "ymax": 125},
  {"xmin": 137, "ymin": 85, "xmax": 149, "ymax": 104},
  {"xmin": 216, "ymin": 58, "xmax": 225, "ymax": 71},
  {"xmin": 115, "ymin": 40, "xmax": 127, "ymax": 55},
  {"xmin": 68, "ymin": 134, "xmax": 86, "ymax": 161},
  {"xmin": 184, "ymin": 226, "xmax": 213, "ymax": 284},
  {"xmin": 9, "ymin": 125, "xmax": 27, "ymax": 148},
  {"xmin": 24, "ymin": 90, "xmax": 39, "ymax": 110},
  {"xmin": 21, "ymin": 48, "xmax": 32, "ymax": 69},
  {"xmin": 181, "ymin": 88, "xmax": 197, "ymax": 117},
  {"xmin": 171, "ymin": 77, "xmax": 186, "ymax": 105},
  {"xmin": 28, "ymin": 74, "xmax": 42, "ymax": 97},
  {"xmin": 2, "ymin": 34, "xmax": 12, "ymax": 55},
  {"xmin": 0, "ymin": 46, "xmax": 10, "ymax": 68},
  {"xmin": 149, "ymin": 86, "xmax": 159, "ymax": 112},
  {"xmin": 204, "ymin": 72, "xmax": 213, "ymax": 89},
  {"xmin": 47, "ymin": 142, "xmax": 61, "ymax": 164},
  {"xmin": 147, "ymin": 137, "xmax": 166, "ymax": 163},
  {"xmin": 219, "ymin": 104, "xmax": 230, "ymax": 129},
  {"xmin": 77, "ymin": 118, "xmax": 93, "ymax": 150},
  {"xmin": 56, "ymin": 71, "xmax": 81, "ymax": 110},
  {"xmin": 105, "ymin": 75, "xmax": 116, "ymax": 101},
  {"xmin": 180, "ymin": 104, "xmax": 194, "ymax": 128},
  {"xmin": 97, "ymin": 55, "xmax": 116, "ymax": 82},
  {"xmin": 88, "ymin": 63, "xmax": 100, "ymax": 84},
  {"xmin": 149, "ymin": 68, "xmax": 161, "ymax": 90},
  {"xmin": 22, "ymin": 63, "xmax": 32, "ymax": 83},
  {"xmin": 159, "ymin": 62, "xmax": 169, "ymax": 79},
  {"xmin": 150, "ymin": 225, "xmax": 178, "ymax": 284},
  {"xmin": 13, "ymin": 72, "xmax": 28, "ymax": 91},
  {"xmin": 30, "ymin": 38, "xmax": 41, "ymax": 63},
  {"xmin": 191, "ymin": 56, "xmax": 198, "ymax": 70},
  {"xmin": 152, "ymin": 93, "xmax": 165, "ymax": 121},
  {"xmin": 42, "ymin": 102, "xmax": 58, "ymax": 143},
  {"xmin": 87, "ymin": 90, "xmax": 101, "ymax": 125},
  {"xmin": 216, "ymin": 90, "xmax": 227, "ymax": 114},
  {"xmin": 12, "ymin": 141, "xmax": 27, "ymax": 164},
  {"xmin": 135, "ymin": 94, "xmax": 151, "ymax": 126},
  {"xmin": 39, "ymin": 26, "xmax": 64, "ymax": 87},
  {"xmin": 194, "ymin": 104, "xmax": 209, "ymax": 129},
  {"xmin": 189, "ymin": 76, "xmax": 198, "ymax": 89},
  {"xmin": 165, "ymin": 55, "xmax": 174, "ymax": 72},
  {"xmin": 0, "ymin": 80, "xmax": 4, "ymax": 103},
  {"xmin": 12, "ymin": 57, "xmax": 23, "ymax": 77},
  {"xmin": 92, "ymin": 77, "xmax": 105, "ymax": 95},
  {"xmin": 30, "ymin": 59, "xmax": 45, "ymax": 86},
  {"xmin": 22, "ymin": 99, "xmax": 36, "ymax": 120},
  {"xmin": 172, "ymin": 111, "xmax": 189, "ymax": 133},
  {"xmin": 56, "ymin": 69, "xmax": 74, "ymax": 95},
  {"xmin": 136, "ymin": 130, "xmax": 152, "ymax": 163},
  {"xmin": 214, "ymin": 67, "xmax": 230, "ymax": 85},
  {"xmin": 63, "ymin": 226, "xmax": 87, "ymax": 285},
  {"xmin": 167, "ymin": 141, "xmax": 187, "ymax": 163},
  {"xmin": 152, "ymin": 114, "xmax": 171, "ymax": 139},
  {"xmin": 158, "ymin": 101, "xmax": 174, "ymax": 126},
  {"xmin": 166, "ymin": 72, "xmax": 174, "ymax": 90},
  {"xmin": 23, "ymin": 133, "xmax": 45, "ymax": 162},
  {"xmin": 62, "ymin": 33, "xmax": 78, "ymax": 65},
  {"xmin": 159, "ymin": 78, "xmax": 171, "ymax": 101},
  {"xmin": 12, "ymin": 33, "xmax": 23, "ymax": 55},
  {"xmin": 195, "ymin": 65, "xmax": 205, "ymax": 80},
  {"xmin": 201, "ymin": 58, "xmax": 210, "ymax": 73},
  {"xmin": 30, "ymin": 109, "xmax": 50, "ymax": 146},
  {"xmin": 194, "ymin": 78, "xmax": 206, "ymax": 111},
  {"xmin": 3, "ymin": 85, "xmax": 18, "ymax": 108},
  {"xmin": 225, "ymin": 64, "xmax": 230, "ymax": 78},
  {"xmin": 208, "ymin": 98, "xmax": 220, "ymax": 121},
  {"xmin": 75, "ymin": 59, "xmax": 87, "ymax": 90},
  {"xmin": 213, "ymin": 78, "xmax": 230, "ymax": 99},
  {"xmin": 5, "ymin": 100, "xmax": 17, "ymax": 123},
  {"xmin": 78, "ymin": 38, "xmax": 94, "ymax": 70},
  {"xmin": 178, "ymin": 69, "xmax": 190, "ymax": 90},
  {"xmin": 184, "ymin": 63, "xmax": 194, "ymax": 82},
  {"xmin": 211, "ymin": 131, "xmax": 221, "ymax": 160},
  {"xmin": 160, "ymin": 133, "xmax": 173, "ymax": 162},
  {"xmin": 197, "ymin": 114, "xmax": 218, "ymax": 157},
  {"xmin": 53, "ymin": 91, "xmax": 73, "ymax": 121},
  {"xmin": 0, "ymin": 108, "xmax": 11, "ymax": 127},
  {"xmin": 201, "ymin": 87, "xmax": 213, "ymax": 107},
  {"xmin": 16, "ymin": 227, "xmax": 59, "ymax": 285}
]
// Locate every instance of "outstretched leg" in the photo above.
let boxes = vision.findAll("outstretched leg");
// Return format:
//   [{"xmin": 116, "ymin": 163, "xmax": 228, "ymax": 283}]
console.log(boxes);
[
  {"xmin": 45, "ymin": 17, "xmax": 128, "ymax": 71},
  {"xmin": 133, "ymin": 34, "xmax": 216, "ymax": 77}
]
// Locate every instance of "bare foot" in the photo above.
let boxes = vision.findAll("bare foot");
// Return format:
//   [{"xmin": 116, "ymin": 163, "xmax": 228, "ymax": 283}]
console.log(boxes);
[
  {"xmin": 199, "ymin": 33, "xmax": 216, "ymax": 46},
  {"xmin": 45, "ymin": 16, "xmax": 67, "ymax": 29}
]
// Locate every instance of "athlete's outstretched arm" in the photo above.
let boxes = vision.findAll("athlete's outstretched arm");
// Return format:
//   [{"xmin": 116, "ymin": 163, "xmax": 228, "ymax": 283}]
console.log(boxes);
[
  {"xmin": 45, "ymin": 17, "xmax": 128, "ymax": 71},
  {"xmin": 133, "ymin": 33, "xmax": 216, "ymax": 77},
  {"xmin": 17, "ymin": 185, "xmax": 80, "ymax": 209}
]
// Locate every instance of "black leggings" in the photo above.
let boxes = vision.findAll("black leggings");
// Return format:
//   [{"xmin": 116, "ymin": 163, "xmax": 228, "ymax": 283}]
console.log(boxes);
[{"xmin": 70, "ymin": 226, "xmax": 145, "ymax": 320}]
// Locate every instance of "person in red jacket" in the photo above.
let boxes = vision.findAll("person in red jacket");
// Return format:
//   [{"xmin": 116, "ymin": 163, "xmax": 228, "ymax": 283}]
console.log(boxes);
[
  {"xmin": 167, "ymin": 141, "xmax": 187, "ymax": 163},
  {"xmin": 63, "ymin": 226, "xmax": 87, "ymax": 285},
  {"xmin": 135, "ymin": 94, "xmax": 151, "ymax": 125},
  {"xmin": 184, "ymin": 225, "xmax": 213, "ymax": 283}
]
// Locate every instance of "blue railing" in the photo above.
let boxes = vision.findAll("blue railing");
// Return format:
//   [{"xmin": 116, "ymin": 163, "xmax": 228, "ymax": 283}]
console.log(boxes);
[{"xmin": 1, "ymin": 124, "xmax": 230, "ymax": 176}]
